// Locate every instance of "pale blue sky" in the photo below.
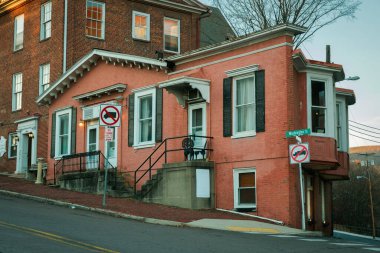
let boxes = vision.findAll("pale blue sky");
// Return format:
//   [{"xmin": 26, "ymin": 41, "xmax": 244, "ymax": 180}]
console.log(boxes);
[{"xmin": 201, "ymin": 0, "xmax": 380, "ymax": 147}]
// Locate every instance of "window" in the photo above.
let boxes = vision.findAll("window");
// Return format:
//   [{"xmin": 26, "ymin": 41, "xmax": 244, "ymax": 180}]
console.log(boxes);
[
  {"xmin": 134, "ymin": 88, "xmax": 156, "ymax": 147},
  {"xmin": 86, "ymin": 0, "xmax": 105, "ymax": 39},
  {"xmin": 132, "ymin": 11, "xmax": 150, "ymax": 41},
  {"xmin": 39, "ymin": 63, "xmax": 50, "ymax": 94},
  {"xmin": 55, "ymin": 109, "xmax": 72, "ymax": 157},
  {"xmin": 41, "ymin": 1, "xmax": 52, "ymax": 40},
  {"xmin": 14, "ymin": 14, "xmax": 24, "ymax": 51},
  {"xmin": 336, "ymin": 103, "xmax": 342, "ymax": 149},
  {"xmin": 311, "ymin": 80, "xmax": 326, "ymax": 134},
  {"xmin": 12, "ymin": 73, "xmax": 22, "ymax": 111},
  {"xmin": 8, "ymin": 133, "xmax": 18, "ymax": 158},
  {"xmin": 164, "ymin": 18, "xmax": 180, "ymax": 53},
  {"xmin": 233, "ymin": 168, "xmax": 256, "ymax": 209},
  {"xmin": 233, "ymin": 74, "xmax": 255, "ymax": 137}
]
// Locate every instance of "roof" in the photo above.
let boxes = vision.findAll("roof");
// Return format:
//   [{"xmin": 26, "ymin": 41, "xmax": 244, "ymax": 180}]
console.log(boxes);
[
  {"xmin": 36, "ymin": 49, "xmax": 168, "ymax": 105},
  {"xmin": 200, "ymin": 6, "xmax": 235, "ymax": 47},
  {"xmin": 167, "ymin": 24, "xmax": 307, "ymax": 64},
  {"xmin": 292, "ymin": 49, "xmax": 345, "ymax": 82},
  {"xmin": 350, "ymin": 146, "xmax": 380, "ymax": 154},
  {"xmin": 336, "ymin": 87, "xmax": 356, "ymax": 105}
]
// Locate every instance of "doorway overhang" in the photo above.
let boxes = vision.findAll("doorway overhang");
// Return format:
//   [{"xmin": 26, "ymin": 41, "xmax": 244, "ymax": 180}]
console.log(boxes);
[{"xmin": 158, "ymin": 76, "xmax": 210, "ymax": 108}]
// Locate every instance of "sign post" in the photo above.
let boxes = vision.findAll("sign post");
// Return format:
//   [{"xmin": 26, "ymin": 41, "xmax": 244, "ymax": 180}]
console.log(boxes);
[
  {"xmin": 99, "ymin": 104, "xmax": 122, "ymax": 207},
  {"xmin": 286, "ymin": 129, "xmax": 311, "ymax": 231}
]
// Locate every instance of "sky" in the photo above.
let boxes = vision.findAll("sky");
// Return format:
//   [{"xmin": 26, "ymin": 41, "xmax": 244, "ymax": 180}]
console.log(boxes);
[{"xmin": 200, "ymin": 0, "xmax": 380, "ymax": 148}]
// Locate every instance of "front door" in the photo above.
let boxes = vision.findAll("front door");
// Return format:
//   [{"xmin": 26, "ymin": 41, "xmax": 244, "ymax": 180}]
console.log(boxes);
[
  {"xmin": 87, "ymin": 124, "xmax": 99, "ymax": 169},
  {"xmin": 105, "ymin": 127, "xmax": 117, "ymax": 168},
  {"xmin": 188, "ymin": 103, "xmax": 206, "ymax": 160}
]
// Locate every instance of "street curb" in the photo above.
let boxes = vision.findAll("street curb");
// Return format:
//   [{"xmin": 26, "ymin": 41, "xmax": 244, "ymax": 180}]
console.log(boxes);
[{"xmin": 0, "ymin": 190, "xmax": 184, "ymax": 228}]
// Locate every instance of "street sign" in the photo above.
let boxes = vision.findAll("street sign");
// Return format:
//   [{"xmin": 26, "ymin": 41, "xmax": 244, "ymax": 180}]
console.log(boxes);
[
  {"xmin": 289, "ymin": 143, "xmax": 310, "ymax": 164},
  {"xmin": 104, "ymin": 128, "xmax": 114, "ymax": 142},
  {"xmin": 286, "ymin": 128, "xmax": 311, "ymax": 138},
  {"xmin": 100, "ymin": 104, "xmax": 121, "ymax": 127}
]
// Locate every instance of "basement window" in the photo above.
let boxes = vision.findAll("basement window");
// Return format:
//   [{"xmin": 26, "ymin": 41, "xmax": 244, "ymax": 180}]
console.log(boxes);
[{"xmin": 233, "ymin": 168, "xmax": 256, "ymax": 209}]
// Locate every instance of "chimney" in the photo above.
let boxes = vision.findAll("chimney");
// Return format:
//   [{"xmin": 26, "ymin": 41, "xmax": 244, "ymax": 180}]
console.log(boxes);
[{"xmin": 326, "ymin": 45, "xmax": 331, "ymax": 63}]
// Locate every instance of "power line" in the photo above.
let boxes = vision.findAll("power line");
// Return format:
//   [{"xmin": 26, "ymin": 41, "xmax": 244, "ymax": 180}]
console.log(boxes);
[
  {"xmin": 349, "ymin": 120, "xmax": 380, "ymax": 132},
  {"xmin": 349, "ymin": 128, "xmax": 380, "ymax": 140},
  {"xmin": 350, "ymin": 124, "xmax": 380, "ymax": 135},
  {"xmin": 349, "ymin": 133, "xmax": 380, "ymax": 144}
]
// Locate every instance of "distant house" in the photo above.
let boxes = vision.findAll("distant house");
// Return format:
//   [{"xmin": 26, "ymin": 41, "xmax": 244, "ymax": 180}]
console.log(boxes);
[{"xmin": 350, "ymin": 146, "xmax": 380, "ymax": 166}]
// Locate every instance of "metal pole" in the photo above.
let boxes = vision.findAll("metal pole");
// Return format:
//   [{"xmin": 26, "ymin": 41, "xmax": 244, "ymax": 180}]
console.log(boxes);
[
  {"xmin": 102, "ymin": 168, "xmax": 108, "ymax": 207},
  {"xmin": 367, "ymin": 160, "xmax": 376, "ymax": 239},
  {"xmin": 299, "ymin": 162, "xmax": 306, "ymax": 230}
]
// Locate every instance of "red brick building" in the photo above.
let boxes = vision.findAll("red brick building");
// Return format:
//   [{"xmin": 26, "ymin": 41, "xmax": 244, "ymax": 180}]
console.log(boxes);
[
  {"xmin": 0, "ymin": 0, "xmax": 209, "ymax": 173},
  {"xmin": 36, "ymin": 24, "xmax": 355, "ymax": 235}
]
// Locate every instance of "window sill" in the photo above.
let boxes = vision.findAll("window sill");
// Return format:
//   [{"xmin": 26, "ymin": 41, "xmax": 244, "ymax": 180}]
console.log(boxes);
[
  {"xmin": 8, "ymin": 156, "xmax": 16, "ymax": 160},
  {"xmin": 13, "ymin": 48, "xmax": 23, "ymax": 53},
  {"xmin": 133, "ymin": 143, "xmax": 155, "ymax": 150},
  {"xmin": 234, "ymin": 205, "xmax": 257, "ymax": 210},
  {"xmin": 11, "ymin": 109, "xmax": 22, "ymax": 113},
  {"xmin": 164, "ymin": 49, "xmax": 180, "ymax": 54},
  {"xmin": 85, "ymin": 35, "xmax": 105, "ymax": 41},
  {"xmin": 40, "ymin": 37, "xmax": 51, "ymax": 43},
  {"xmin": 132, "ymin": 37, "xmax": 150, "ymax": 43},
  {"xmin": 231, "ymin": 131, "xmax": 256, "ymax": 139}
]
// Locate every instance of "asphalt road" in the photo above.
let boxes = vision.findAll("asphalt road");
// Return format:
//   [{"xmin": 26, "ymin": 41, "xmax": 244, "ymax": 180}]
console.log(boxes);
[{"xmin": 0, "ymin": 194, "xmax": 379, "ymax": 253}]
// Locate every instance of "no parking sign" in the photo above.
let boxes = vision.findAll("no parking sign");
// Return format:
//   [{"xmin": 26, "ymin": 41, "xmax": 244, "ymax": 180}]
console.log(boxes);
[
  {"xmin": 100, "ymin": 104, "xmax": 121, "ymax": 127},
  {"xmin": 289, "ymin": 143, "xmax": 310, "ymax": 164}
]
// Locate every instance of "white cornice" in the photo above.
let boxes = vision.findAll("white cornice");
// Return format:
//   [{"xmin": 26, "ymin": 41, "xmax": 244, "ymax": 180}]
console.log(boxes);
[
  {"xmin": 143, "ymin": 0, "xmax": 209, "ymax": 14},
  {"xmin": 0, "ymin": 0, "xmax": 27, "ymax": 15},
  {"xmin": 36, "ymin": 49, "xmax": 168, "ymax": 105}
]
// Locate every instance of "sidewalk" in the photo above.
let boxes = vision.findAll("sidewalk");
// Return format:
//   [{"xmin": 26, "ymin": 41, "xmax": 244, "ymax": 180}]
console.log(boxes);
[{"xmin": 0, "ymin": 174, "xmax": 317, "ymax": 236}]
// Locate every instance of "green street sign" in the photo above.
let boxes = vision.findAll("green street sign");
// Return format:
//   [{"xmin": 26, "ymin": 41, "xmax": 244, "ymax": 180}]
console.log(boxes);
[{"xmin": 286, "ymin": 128, "xmax": 311, "ymax": 138}]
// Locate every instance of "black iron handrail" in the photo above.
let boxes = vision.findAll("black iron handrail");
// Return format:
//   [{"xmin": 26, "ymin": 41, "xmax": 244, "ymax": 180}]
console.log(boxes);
[
  {"xmin": 134, "ymin": 135, "xmax": 213, "ymax": 196},
  {"xmin": 54, "ymin": 151, "xmax": 117, "ymax": 187}
]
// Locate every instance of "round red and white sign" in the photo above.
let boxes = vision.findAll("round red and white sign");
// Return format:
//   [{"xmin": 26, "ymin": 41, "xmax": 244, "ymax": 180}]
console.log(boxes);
[
  {"xmin": 289, "ymin": 143, "xmax": 310, "ymax": 164},
  {"xmin": 100, "ymin": 105, "xmax": 121, "ymax": 127}
]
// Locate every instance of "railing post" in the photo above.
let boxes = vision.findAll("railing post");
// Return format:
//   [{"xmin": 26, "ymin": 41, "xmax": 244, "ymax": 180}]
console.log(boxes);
[
  {"xmin": 54, "ymin": 163, "xmax": 56, "ymax": 185},
  {"xmin": 149, "ymin": 157, "xmax": 152, "ymax": 180},
  {"xmin": 134, "ymin": 171, "xmax": 137, "ymax": 195},
  {"xmin": 79, "ymin": 156, "xmax": 82, "ymax": 173},
  {"xmin": 62, "ymin": 159, "xmax": 65, "ymax": 175},
  {"xmin": 165, "ymin": 140, "xmax": 167, "ymax": 163}
]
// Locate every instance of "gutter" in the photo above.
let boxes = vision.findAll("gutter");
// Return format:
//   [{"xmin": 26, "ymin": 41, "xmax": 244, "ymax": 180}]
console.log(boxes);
[{"xmin": 63, "ymin": 0, "xmax": 68, "ymax": 73}]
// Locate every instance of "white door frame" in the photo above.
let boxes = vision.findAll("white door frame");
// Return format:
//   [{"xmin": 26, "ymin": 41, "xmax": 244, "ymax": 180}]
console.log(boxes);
[
  {"xmin": 104, "ymin": 127, "xmax": 118, "ymax": 168},
  {"xmin": 15, "ymin": 117, "xmax": 38, "ymax": 174},
  {"xmin": 86, "ymin": 124, "xmax": 99, "ymax": 169}
]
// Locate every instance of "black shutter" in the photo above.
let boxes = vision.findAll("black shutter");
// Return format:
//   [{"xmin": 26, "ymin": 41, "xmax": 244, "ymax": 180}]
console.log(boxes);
[
  {"xmin": 128, "ymin": 93, "xmax": 135, "ymax": 147},
  {"xmin": 155, "ymin": 87, "xmax": 163, "ymax": 143},
  {"xmin": 50, "ymin": 112, "xmax": 56, "ymax": 158},
  {"xmin": 223, "ymin": 77, "xmax": 233, "ymax": 137},
  {"xmin": 256, "ymin": 70, "xmax": 265, "ymax": 132},
  {"xmin": 71, "ymin": 107, "xmax": 77, "ymax": 154}
]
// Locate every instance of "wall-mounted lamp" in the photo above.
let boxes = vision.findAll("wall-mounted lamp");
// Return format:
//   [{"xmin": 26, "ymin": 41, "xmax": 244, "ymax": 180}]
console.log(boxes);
[
  {"xmin": 14, "ymin": 136, "xmax": 19, "ymax": 143},
  {"xmin": 79, "ymin": 120, "xmax": 84, "ymax": 127},
  {"xmin": 28, "ymin": 132, "xmax": 34, "ymax": 139}
]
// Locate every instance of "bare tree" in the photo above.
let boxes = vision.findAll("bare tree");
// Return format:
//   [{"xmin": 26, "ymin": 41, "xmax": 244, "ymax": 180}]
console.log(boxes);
[{"xmin": 212, "ymin": 0, "xmax": 361, "ymax": 48}]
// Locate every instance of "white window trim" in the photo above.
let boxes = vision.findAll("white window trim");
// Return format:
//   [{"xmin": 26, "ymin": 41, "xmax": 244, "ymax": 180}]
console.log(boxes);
[
  {"xmin": 12, "ymin": 73, "xmax": 22, "ymax": 111},
  {"xmin": 40, "ymin": 1, "xmax": 52, "ymax": 40},
  {"xmin": 14, "ymin": 14, "xmax": 24, "ymax": 51},
  {"xmin": 133, "ymin": 88, "xmax": 156, "ymax": 148},
  {"xmin": 233, "ymin": 168, "xmax": 257, "ymax": 209},
  {"xmin": 132, "ymin": 11, "xmax": 150, "ymax": 41},
  {"xmin": 55, "ymin": 108, "xmax": 72, "ymax": 158},
  {"xmin": 163, "ymin": 17, "xmax": 180, "ymax": 53},
  {"xmin": 336, "ymin": 97, "xmax": 348, "ymax": 152},
  {"xmin": 8, "ymin": 133, "xmax": 18, "ymax": 159},
  {"xmin": 39, "ymin": 63, "xmax": 50, "ymax": 95},
  {"xmin": 307, "ymin": 72, "xmax": 335, "ymax": 138},
  {"xmin": 85, "ymin": 0, "xmax": 106, "ymax": 40},
  {"xmin": 232, "ymin": 73, "xmax": 256, "ymax": 139}
]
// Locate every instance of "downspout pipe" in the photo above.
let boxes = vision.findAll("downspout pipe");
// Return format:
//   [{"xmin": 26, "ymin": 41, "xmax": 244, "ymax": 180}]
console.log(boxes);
[{"xmin": 63, "ymin": 0, "xmax": 68, "ymax": 73}]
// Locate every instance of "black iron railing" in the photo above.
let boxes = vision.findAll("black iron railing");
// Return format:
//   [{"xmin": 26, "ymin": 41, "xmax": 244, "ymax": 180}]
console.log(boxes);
[
  {"xmin": 134, "ymin": 135, "xmax": 213, "ymax": 196},
  {"xmin": 54, "ymin": 151, "xmax": 117, "ymax": 187}
]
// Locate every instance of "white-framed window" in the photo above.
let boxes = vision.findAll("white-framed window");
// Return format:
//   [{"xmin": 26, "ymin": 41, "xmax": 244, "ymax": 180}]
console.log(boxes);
[
  {"xmin": 14, "ymin": 14, "xmax": 24, "ymax": 51},
  {"xmin": 164, "ymin": 17, "xmax": 180, "ymax": 53},
  {"xmin": 335, "ymin": 97, "xmax": 348, "ymax": 152},
  {"xmin": 85, "ymin": 0, "xmax": 105, "ymax": 39},
  {"xmin": 134, "ymin": 88, "xmax": 156, "ymax": 147},
  {"xmin": 40, "ymin": 1, "xmax": 52, "ymax": 40},
  {"xmin": 55, "ymin": 109, "xmax": 72, "ymax": 157},
  {"xmin": 233, "ymin": 168, "xmax": 256, "ymax": 209},
  {"xmin": 12, "ymin": 73, "xmax": 22, "ymax": 111},
  {"xmin": 132, "ymin": 11, "xmax": 150, "ymax": 41},
  {"xmin": 233, "ymin": 74, "xmax": 256, "ymax": 138},
  {"xmin": 307, "ymin": 73, "xmax": 334, "ymax": 137},
  {"xmin": 8, "ymin": 133, "xmax": 18, "ymax": 158},
  {"xmin": 39, "ymin": 63, "xmax": 50, "ymax": 94}
]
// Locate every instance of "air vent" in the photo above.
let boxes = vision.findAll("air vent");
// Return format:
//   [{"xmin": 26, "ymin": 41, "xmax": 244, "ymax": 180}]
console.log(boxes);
[{"xmin": 82, "ymin": 106, "xmax": 100, "ymax": 121}]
